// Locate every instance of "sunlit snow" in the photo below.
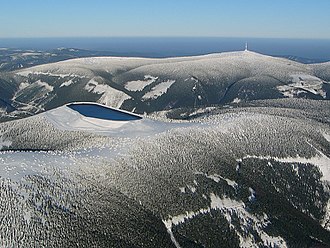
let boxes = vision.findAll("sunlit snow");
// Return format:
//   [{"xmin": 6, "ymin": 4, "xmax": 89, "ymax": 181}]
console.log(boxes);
[
  {"xmin": 84, "ymin": 78, "xmax": 131, "ymax": 108},
  {"xmin": 277, "ymin": 74, "xmax": 327, "ymax": 98},
  {"xmin": 142, "ymin": 80, "xmax": 175, "ymax": 100},
  {"xmin": 124, "ymin": 75, "xmax": 158, "ymax": 91}
]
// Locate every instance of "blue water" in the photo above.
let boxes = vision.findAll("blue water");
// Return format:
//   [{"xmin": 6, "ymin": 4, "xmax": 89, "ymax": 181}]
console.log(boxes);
[
  {"xmin": 1, "ymin": 37, "xmax": 330, "ymax": 60},
  {"xmin": 68, "ymin": 103, "xmax": 142, "ymax": 121}
]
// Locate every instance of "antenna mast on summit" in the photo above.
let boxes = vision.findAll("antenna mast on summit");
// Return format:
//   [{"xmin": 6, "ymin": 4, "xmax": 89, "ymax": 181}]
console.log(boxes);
[{"xmin": 245, "ymin": 42, "xmax": 248, "ymax": 51}]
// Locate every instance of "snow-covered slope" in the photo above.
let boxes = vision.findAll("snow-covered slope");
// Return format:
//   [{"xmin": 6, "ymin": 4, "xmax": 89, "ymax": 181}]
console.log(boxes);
[
  {"xmin": 1, "ymin": 100, "xmax": 330, "ymax": 247},
  {"xmin": 1, "ymin": 51, "xmax": 329, "ymax": 122},
  {"xmin": 43, "ymin": 102, "xmax": 187, "ymax": 137}
]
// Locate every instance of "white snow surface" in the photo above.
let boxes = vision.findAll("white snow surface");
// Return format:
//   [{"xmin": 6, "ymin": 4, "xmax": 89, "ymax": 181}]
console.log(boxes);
[
  {"xmin": 209, "ymin": 193, "xmax": 244, "ymax": 209},
  {"xmin": 35, "ymin": 80, "xmax": 54, "ymax": 92},
  {"xmin": 142, "ymin": 80, "xmax": 175, "ymax": 100},
  {"xmin": 196, "ymin": 172, "xmax": 238, "ymax": 188},
  {"xmin": 21, "ymin": 52, "xmax": 42, "ymax": 56},
  {"xmin": 84, "ymin": 78, "xmax": 131, "ymax": 108},
  {"xmin": 0, "ymin": 151, "xmax": 75, "ymax": 181},
  {"xmin": 44, "ymin": 105, "xmax": 133, "ymax": 136},
  {"xmin": 17, "ymin": 70, "xmax": 85, "ymax": 79},
  {"xmin": 43, "ymin": 104, "xmax": 185, "ymax": 138},
  {"xmin": 60, "ymin": 79, "xmax": 75, "ymax": 88},
  {"xmin": 232, "ymin": 98, "xmax": 241, "ymax": 103},
  {"xmin": 18, "ymin": 82, "xmax": 30, "ymax": 90},
  {"xmin": 277, "ymin": 74, "xmax": 327, "ymax": 98},
  {"xmin": 124, "ymin": 75, "xmax": 158, "ymax": 91}
]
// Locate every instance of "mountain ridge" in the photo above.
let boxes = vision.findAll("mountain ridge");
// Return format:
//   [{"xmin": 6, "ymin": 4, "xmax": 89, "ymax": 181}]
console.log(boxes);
[{"xmin": 0, "ymin": 50, "xmax": 329, "ymax": 122}]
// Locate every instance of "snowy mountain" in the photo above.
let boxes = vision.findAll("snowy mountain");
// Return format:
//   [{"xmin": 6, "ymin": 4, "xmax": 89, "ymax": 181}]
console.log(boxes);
[
  {"xmin": 0, "ymin": 47, "xmax": 119, "ymax": 72},
  {"xmin": 1, "ymin": 100, "xmax": 330, "ymax": 247},
  {"xmin": 1, "ymin": 50, "xmax": 330, "ymax": 247},
  {"xmin": 1, "ymin": 50, "xmax": 330, "ymax": 122}
]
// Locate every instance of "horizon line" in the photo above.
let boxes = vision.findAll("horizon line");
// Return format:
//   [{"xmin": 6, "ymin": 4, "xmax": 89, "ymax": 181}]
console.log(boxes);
[{"xmin": 0, "ymin": 36, "xmax": 330, "ymax": 41}]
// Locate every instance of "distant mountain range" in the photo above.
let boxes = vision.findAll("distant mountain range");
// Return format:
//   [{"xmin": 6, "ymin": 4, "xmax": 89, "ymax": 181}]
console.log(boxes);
[
  {"xmin": 278, "ymin": 55, "xmax": 330, "ymax": 64},
  {"xmin": 1, "ymin": 47, "xmax": 329, "ymax": 73},
  {"xmin": 0, "ymin": 47, "xmax": 118, "ymax": 72},
  {"xmin": 0, "ymin": 49, "xmax": 329, "ymax": 121}
]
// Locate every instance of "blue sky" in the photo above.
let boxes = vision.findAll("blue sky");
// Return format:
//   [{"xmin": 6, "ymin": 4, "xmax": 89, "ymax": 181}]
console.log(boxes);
[{"xmin": 1, "ymin": 0, "xmax": 330, "ymax": 39}]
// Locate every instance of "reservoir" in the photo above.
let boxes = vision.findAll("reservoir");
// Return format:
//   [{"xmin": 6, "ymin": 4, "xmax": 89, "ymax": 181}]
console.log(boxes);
[{"xmin": 67, "ymin": 103, "xmax": 142, "ymax": 121}]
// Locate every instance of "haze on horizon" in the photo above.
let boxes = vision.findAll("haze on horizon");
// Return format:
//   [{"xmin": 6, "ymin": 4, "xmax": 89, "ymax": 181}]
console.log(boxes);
[{"xmin": 1, "ymin": 0, "xmax": 330, "ymax": 39}]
